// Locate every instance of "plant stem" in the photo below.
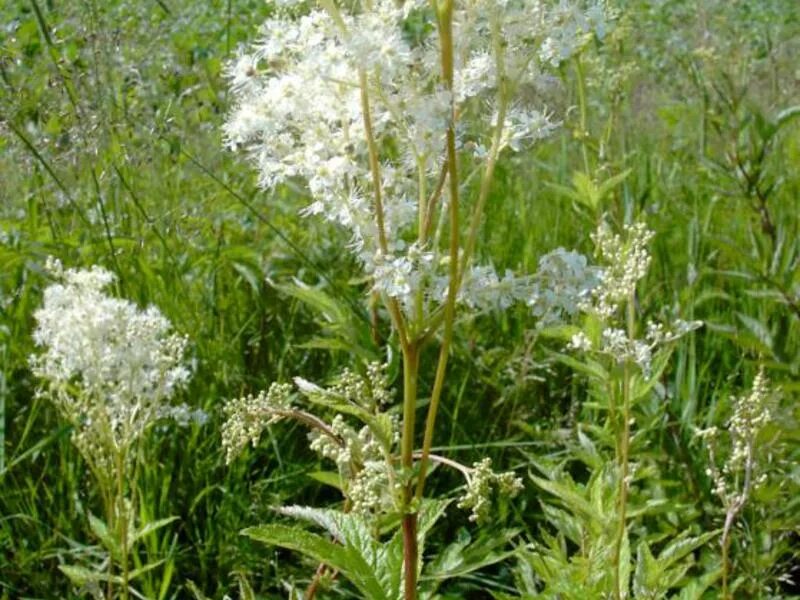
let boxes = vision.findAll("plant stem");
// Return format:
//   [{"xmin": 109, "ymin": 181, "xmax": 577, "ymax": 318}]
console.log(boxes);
[
  {"xmin": 115, "ymin": 449, "xmax": 130, "ymax": 600},
  {"xmin": 401, "ymin": 345, "xmax": 420, "ymax": 600},
  {"xmin": 574, "ymin": 54, "xmax": 591, "ymax": 176},
  {"xmin": 358, "ymin": 68, "xmax": 411, "ymax": 352},
  {"xmin": 613, "ymin": 295, "xmax": 635, "ymax": 600},
  {"xmin": 415, "ymin": 0, "xmax": 458, "ymax": 504}
]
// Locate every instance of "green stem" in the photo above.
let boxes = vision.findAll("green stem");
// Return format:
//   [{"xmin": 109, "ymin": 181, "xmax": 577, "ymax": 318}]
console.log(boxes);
[
  {"xmin": 574, "ymin": 55, "xmax": 591, "ymax": 175},
  {"xmin": 115, "ymin": 449, "xmax": 130, "ymax": 600},
  {"xmin": 358, "ymin": 68, "xmax": 411, "ymax": 352},
  {"xmin": 613, "ymin": 295, "xmax": 636, "ymax": 600},
  {"xmin": 401, "ymin": 345, "xmax": 420, "ymax": 600},
  {"xmin": 457, "ymin": 13, "xmax": 508, "ymax": 287},
  {"xmin": 414, "ymin": 0, "xmax": 458, "ymax": 503}
]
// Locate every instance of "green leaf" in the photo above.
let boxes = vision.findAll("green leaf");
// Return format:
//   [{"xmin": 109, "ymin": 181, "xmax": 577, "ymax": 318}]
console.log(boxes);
[
  {"xmin": 128, "ymin": 558, "xmax": 166, "ymax": 580},
  {"xmin": 551, "ymin": 352, "xmax": 609, "ymax": 382},
  {"xmin": 657, "ymin": 529, "xmax": 719, "ymax": 570},
  {"xmin": 59, "ymin": 564, "xmax": 121, "ymax": 585},
  {"xmin": 129, "ymin": 516, "xmax": 179, "ymax": 549},
  {"xmin": 243, "ymin": 523, "xmax": 388, "ymax": 600},
  {"xmin": 422, "ymin": 528, "xmax": 519, "ymax": 584},
  {"xmin": 530, "ymin": 474, "xmax": 594, "ymax": 520},
  {"xmin": 633, "ymin": 541, "xmax": 659, "ymax": 598},
  {"xmin": 736, "ymin": 312, "xmax": 774, "ymax": 354},
  {"xmin": 618, "ymin": 527, "xmax": 631, "ymax": 599},
  {"xmin": 88, "ymin": 514, "xmax": 121, "ymax": 558},
  {"xmin": 185, "ymin": 580, "xmax": 213, "ymax": 600},
  {"xmin": 307, "ymin": 470, "xmax": 343, "ymax": 491}
]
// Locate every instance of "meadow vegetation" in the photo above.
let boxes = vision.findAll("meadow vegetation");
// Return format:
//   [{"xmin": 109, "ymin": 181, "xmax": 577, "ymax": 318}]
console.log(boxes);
[{"xmin": 1, "ymin": 1, "xmax": 799, "ymax": 598}]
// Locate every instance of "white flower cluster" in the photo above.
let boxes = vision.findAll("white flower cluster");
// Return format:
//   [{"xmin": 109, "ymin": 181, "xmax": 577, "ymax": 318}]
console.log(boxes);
[
  {"xmin": 569, "ymin": 319, "xmax": 701, "ymax": 375},
  {"xmin": 538, "ymin": 1, "xmax": 613, "ymax": 67},
  {"xmin": 588, "ymin": 221, "xmax": 654, "ymax": 318},
  {"xmin": 30, "ymin": 260, "xmax": 192, "ymax": 469},
  {"xmin": 564, "ymin": 222, "xmax": 702, "ymax": 374},
  {"xmin": 440, "ymin": 247, "xmax": 601, "ymax": 318},
  {"xmin": 224, "ymin": 1, "xmax": 605, "ymax": 317},
  {"xmin": 457, "ymin": 457, "xmax": 523, "ymax": 524},
  {"xmin": 698, "ymin": 369, "xmax": 774, "ymax": 505},
  {"xmin": 530, "ymin": 248, "xmax": 602, "ymax": 325},
  {"xmin": 221, "ymin": 382, "xmax": 294, "ymax": 464}
]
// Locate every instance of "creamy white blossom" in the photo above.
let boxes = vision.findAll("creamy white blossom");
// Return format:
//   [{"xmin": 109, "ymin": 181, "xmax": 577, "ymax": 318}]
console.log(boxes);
[
  {"xmin": 530, "ymin": 248, "xmax": 602, "ymax": 325},
  {"xmin": 30, "ymin": 259, "xmax": 193, "ymax": 470},
  {"xmin": 223, "ymin": 0, "xmax": 585, "ymax": 311}
]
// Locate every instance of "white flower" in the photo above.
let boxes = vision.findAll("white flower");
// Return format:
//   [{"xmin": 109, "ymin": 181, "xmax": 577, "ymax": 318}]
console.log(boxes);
[
  {"xmin": 224, "ymin": 1, "xmax": 567, "ymax": 307},
  {"xmin": 30, "ymin": 263, "xmax": 192, "ymax": 466},
  {"xmin": 530, "ymin": 248, "xmax": 602, "ymax": 325},
  {"xmin": 568, "ymin": 332, "xmax": 593, "ymax": 351}
]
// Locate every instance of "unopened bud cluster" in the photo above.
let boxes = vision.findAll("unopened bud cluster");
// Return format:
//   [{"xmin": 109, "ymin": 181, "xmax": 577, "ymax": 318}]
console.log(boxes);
[
  {"xmin": 457, "ymin": 458, "xmax": 523, "ymax": 524},
  {"xmin": 589, "ymin": 221, "xmax": 654, "ymax": 319},
  {"xmin": 221, "ymin": 382, "xmax": 294, "ymax": 464},
  {"xmin": 699, "ymin": 368, "xmax": 774, "ymax": 506},
  {"xmin": 565, "ymin": 222, "xmax": 702, "ymax": 375}
]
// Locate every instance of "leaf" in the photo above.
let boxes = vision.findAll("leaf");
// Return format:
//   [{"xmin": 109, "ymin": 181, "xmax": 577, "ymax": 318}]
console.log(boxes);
[
  {"xmin": 275, "ymin": 279, "xmax": 377, "ymax": 361},
  {"xmin": 633, "ymin": 541, "xmax": 659, "ymax": 598},
  {"xmin": 422, "ymin": 528, "xmax": 519, "ymax": 583},
  {"xmin": 618, "ymin": 527, "xmax": 631, "ymax": 599},
  {"xmin": 657, "ymin": 530, "xmax": 719, "ymax": 571},
  {"xmin": 574, "ymin": 427, "xmax": 602, "ymax": 470},
  {"xmin": 185, "ymin": 580, "xmax": 212, "ymax": 600},
  {"xmin": 235, "ymin": 572, "xmax": 257, "ymax": 600},
  {"xmin": 307, "ymin": 470, "xmax": 343, "ymax": 491},
  {"xmin": 775, "ymin": 105, "xmax": 800, "ymax": 129},
  {"xmin": 271, "ymin": 506, "xmax": 405, "ymax": 599},
  {"xmin": 128, "ymin": 558, "xmax": 166, "ymax": 580},
  {"xmin": 88, "ymin": 513, "xmax": 121, "ymax": 558},
  {"xmin": 243, "ymin": 523, "xmax": 388, "ymax": 600},
  {"xmin": 59, "ymin": 564, "xmax": 121, "ymax": 585},
  {"xmin": 129, "ymin": 516, "xmax": 179, "ymax": 548},
  {"xmin": 736, "ymin": 312, "xmax": 774, "ymax": 353},
  {"xmin": 551, "ymin": 352, "xmax": 609, "ymax": 382},
  {"xmin": 530, "ymin": 474, "xmax": 594, "ymax": 520}
]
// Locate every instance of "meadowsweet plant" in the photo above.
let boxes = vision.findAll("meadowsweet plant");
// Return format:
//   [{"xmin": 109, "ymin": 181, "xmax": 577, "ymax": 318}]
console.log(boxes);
[
  {"xmin": 697, "ymin": 368, "xmax": 775, "ymax": 599},
  {"xmin": 222, "ymin": 0, "xmax": 611, "ymax": 596},
  {"xmin": 553, "ymin": 220, "xmax": 702, "ymax": 599},
  {"xmin": 30, "ymin": 259, "xmax": 197, "ymax": 600}
]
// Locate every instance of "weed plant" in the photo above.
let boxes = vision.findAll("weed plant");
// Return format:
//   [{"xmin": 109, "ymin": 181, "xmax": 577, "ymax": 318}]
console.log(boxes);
[{"xmin": 1, "ymin": 0, "xmax": 799, "ymax": 599}]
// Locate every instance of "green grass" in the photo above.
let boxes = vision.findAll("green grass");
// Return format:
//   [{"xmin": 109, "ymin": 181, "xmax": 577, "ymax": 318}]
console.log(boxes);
[{"xmin": 1, "ymin": 0, "xmax": 799, "ymax": 598}]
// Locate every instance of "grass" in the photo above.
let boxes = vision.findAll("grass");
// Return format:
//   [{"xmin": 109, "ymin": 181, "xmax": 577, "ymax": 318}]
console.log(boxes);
[{"xmin": 1, "ymin": 0, "xmax": 799, "ymax": 598}]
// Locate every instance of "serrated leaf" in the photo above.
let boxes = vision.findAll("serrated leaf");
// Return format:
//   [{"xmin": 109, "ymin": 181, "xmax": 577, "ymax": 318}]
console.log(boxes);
[
  {"xmin": 422, "ymin": 528, "xmax": 519, "ymax": 582},
  {"xmin": 633, "ymin": 541, "xmax": 659, "ymax": 598},
  {"xmin": 657, "ymin": 530, "xmax": 719, "ymax": 570},
  {"xmin": 529, "ymin": 474, "xmax": 594, "ymax": 520},
  {"xmin": 243, "ymin": 523, "xmax": 388, "ymax": 599}
]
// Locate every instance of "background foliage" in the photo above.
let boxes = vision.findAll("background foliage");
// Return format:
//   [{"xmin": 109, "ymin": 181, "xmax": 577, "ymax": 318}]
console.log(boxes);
[{"xmin": 1, "ymin": 0, "xmax": 798, "ymax": 598}]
